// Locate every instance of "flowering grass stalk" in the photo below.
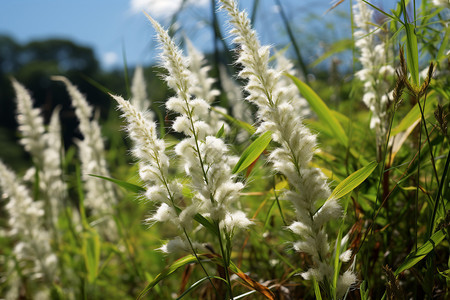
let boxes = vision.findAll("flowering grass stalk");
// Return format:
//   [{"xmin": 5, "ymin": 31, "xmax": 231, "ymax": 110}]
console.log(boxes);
[
  {"xmin": 111, "ymin": 94, "xmax": 185, "ymax": 238},
  {"xmin": 0, "ymin": 161, "xmax": 57, "ymax": 299},
  {"xmin": 53, "ymin": 76, "xmax": 117, "ymax": 240},
  {"xmin": 146, "ymin": 13, "xmax": 251, "ymax": 298},
  {"xmin": 219, "ymin": 0, "xmax": 356, "ymax": 297},
  {"xmin": 353, "ymin": 0, "xmax": 394, "ymax": 158},
  {"xmin": 131, "ymin": 65, "xmax": 153, "ymax": 116},
  {"xmin": 110, "ymin": 93, "xmax": 223, "ymax": 293},
  {"xmin": 11, "ymin": 79, "xmax": 65, "ymax": 233},
  {"xmin": 186, "ymin": 39, "xmax": 229, "ymax": 135}
]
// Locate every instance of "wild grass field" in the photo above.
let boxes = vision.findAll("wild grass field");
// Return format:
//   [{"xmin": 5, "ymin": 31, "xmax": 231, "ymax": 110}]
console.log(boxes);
[{"xmin": 0, "ymin": 0, "xmax": 449, "ymax": 299}]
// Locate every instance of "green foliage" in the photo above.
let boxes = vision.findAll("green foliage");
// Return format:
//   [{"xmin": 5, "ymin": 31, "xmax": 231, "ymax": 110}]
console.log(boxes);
[
  {"xmin": 329, "ymin": 160, "xmax": 378, "ymax": 200},
  {"xmin": 395, "ymin": 229, "xmax": 446, "ymax": 276},
  {"xmin": 0, "ymin": 1, "xmax": 449, "ymax": 299},
  {"xmin": 232, "ymin": 131, "xmax": 272, "ymax": 174},
  {"xmin": 82, "ymin": 229, "xmax": 101, "ymax": 283},
  {"xmin": 287, "ymin": 74, "xmax": 348, "ymax": 147}
]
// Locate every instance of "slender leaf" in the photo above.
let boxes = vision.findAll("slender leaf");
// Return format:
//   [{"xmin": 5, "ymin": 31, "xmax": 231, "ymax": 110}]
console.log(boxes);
[
  {"xmin": 232, "ymin": 131, "xmax": 272, "ymax": 174},
  {"xmin": 138, "ymin": 254, "xmax": 274, "ymax": 299},
  {"xmin": 360, "ymin": 281, "xmax": 370, "ymax": 300},
  {"xmin": 402, "ymin": 0, "xmax": 419, "ymax": 86},
  {"xmin": 329, "ymin": 161, "xmax": 378, "ymax": 200},
  {"xmin": 137, "ymin": 255, "xmax": 200, "ymax": 299},
  {"xmin": 177, "ymin": 276, "xmax": 227, "ymax": 299},
  {"xmin": 287, "ymin": 74, "xmax": 348, "ymax": 146},
  {"xmin": 391, "ymin": 94, "xmax": 437, "ymax": 136},
  {"xmin": 313, "ymin": 278, "xmax": 323, "ymax": 300},
  {"xmin": 216, "ymin": 124, "xmax": 225, "ymax": 138},
  {"xmin": 436, "ymin": 27, "xmax": 449, "ymax": 62},
  {"xmin": 361, "ymin": 0, "xmax": 403, "ymax": 23},
  {"xmin": 89, "ymin": 174, "xmax": 145, "ymax": 193},
  {"xmin": 82, "ymin": 229, "xmax": 101, "ymax": 283},
  {"xmin": 394, "ymin": 230, "xmax": 446, "ymax": 276}
]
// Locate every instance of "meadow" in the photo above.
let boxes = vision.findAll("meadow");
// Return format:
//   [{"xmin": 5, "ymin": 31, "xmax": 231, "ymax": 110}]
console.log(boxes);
[{"xmin": 0, "ymin": 0, "xmax": 448, "ymax": 299}]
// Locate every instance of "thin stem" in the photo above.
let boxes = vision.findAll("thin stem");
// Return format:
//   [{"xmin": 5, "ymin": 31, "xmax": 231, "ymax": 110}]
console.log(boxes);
[
  {"xmin": 183, "ymin": 228, "xmax": 220, "ymax": 297},
  {"xmin": 428, "ymin": 149, "xmax": 450, "ymax": 238},
  {"xmin": 417, "ymin": 93, "xmax": 440, "ymax": 186},
  {"xmin": 153, "ymin": 151, "xmax": 219, "ymax": 296},
  {"xmin": 415, "ymin": 116, "xmax": 421, "ymax": 251},
  {"xmin": 215, "ymin": 221, "xmax": 234, "ymax": 300},
  {"xmin": 357, "ymin": 104, "xmax": 396, "ymax": 254}
]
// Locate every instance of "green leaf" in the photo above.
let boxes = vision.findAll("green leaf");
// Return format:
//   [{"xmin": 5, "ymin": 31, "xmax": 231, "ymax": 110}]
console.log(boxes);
[
  {"xmin": 138, "ymin": 254, "xmax": 274, "ymax": 299},
  {"xmin": 329, "ymin": 161, "xmax": 378, "ymax": 200},
  {"xmin": 361, "ymin": 0, "xmax": 403, "ymax": 24},
  {"xmin": 391, "ymin": 95, "xmax": 438, "ymax": 136},
  {"xmin": 287, "ymin": 74, "xmax": 348, "ymax": 146},
  {"xmin": 360, "ymin": 281, "xmax": 370, "ymax": 300},
  {"xmin": 436, "ymin": 27, "xmax": 449, "ymax": 63},
  {"xmin": 176, "ymin": 276, "xmax": 227, "ymax": 300},
  {"xmin": 232, "ymin": 131, "xmax": 272, "ymax": 174},
  {"xmin": 82, "ymin": 229, "xmax": 101, "ymax": 283},
  {"xmin": 313, "ymin": 278, "xmax": 323, "ymax": 300},
  {"xmin": 394, "ymin": 230, "xmax": 446, "ymax": 276},
  {"xmin": 401, "ymin": 0, "xmax": 419, "ymax": 86},
  {"xmin": 89, "ymin": 174, "xmax": 145, "ymax": 193},
  {"xmin": 137, "ymin": 255, "xmax": 200, "ymax": 299},
  {"xmin": 194, "ymin": 214, "xmax": 218, "ymax": 235},
  {"xmin": 216, "ymin": 124, "xmax": 225, "ymax": 138}
]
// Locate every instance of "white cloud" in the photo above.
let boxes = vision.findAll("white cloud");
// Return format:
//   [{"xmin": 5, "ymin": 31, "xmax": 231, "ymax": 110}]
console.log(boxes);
[
  {"xmin": 130, "ymin": 0, "xmax": 208, "ymax": 18},
  {"xmin": 102, "ymin": 52, "xmax": 119, "ymax": 67}
]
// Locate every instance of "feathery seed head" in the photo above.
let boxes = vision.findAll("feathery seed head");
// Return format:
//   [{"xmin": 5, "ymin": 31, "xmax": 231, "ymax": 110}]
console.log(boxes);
[
  {"xmin": 131, "ymin": 65, "xmax": 152, "ymax": 114},
  {"xmin": 11, "ymin": 78, "xmax": 46, "ymax": 160}
]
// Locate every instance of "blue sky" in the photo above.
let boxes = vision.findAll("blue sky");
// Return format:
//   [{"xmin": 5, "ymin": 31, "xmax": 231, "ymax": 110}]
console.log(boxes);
[{"xmin": 0, "ymin": 0, "xmax": 396, "ymax": 70}]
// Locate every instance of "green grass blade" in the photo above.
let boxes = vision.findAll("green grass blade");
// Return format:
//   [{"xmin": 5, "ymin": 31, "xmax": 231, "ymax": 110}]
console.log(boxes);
[
  {"xmin": 89, "ymin": 174, "xmax": 145, "ymax": 193},
  {"xmin": 232, "ymin": 131, "xmax": 272, "ymax": 174},
  {"xmin": 436, "ymin": 26, "xmax": 449, "ymax": 62},
  {"xmin": 362, "ymin": 0, "xmax": 403, "ymax": 23},
  {"xmin": 193, "ymin": 213, "xmax": 218, "ymax": 235},
  {"xmin": 391, "ymin": 94, "xmax": 438, "ymax": 136},
  {"xmin": 428, "ymin": 149, "xmax": 450, "ymax": 238},
  {"xmin": 80, "ymin": 74, "xmax": 112, "ymax": 95},
  {"xmin": 216, "ymin": 124, "xmax": 225, "ymax": 138},
  {"xmin": 176, "ymin": 276, "xmax": 227, "ymax": 300},
  {"xmin": 138, "ymin": 253, "xmax": 274, "ymax": 299},
  {"xmin": 394, "ymin": 229, "xmax": 446, "ymax": 276},
  {"xmin": 313, "ymin": 278, "xmax": 323, "ymax": 300},
  {"xmin": 402, "ymin": 0, "xmax": 419, "ymax": 86},
  {"xmin": 82, "ymin": 229, "xmax": 101, "ymax": 283},
  {"xmin": 137, "ymin": 255, "xmax": 200, "ymax": 299},
  {"xmin": 287, "ymin": 74, "xmax": 348, "ymax": 146},
  {"xmin": 360, "ymin": 281, "xmax": 370, "ymax": 300},
  {"xmin": 329, "ymin": 161, "xmax": 378, "ymax": 200},
  {"xmin": 122, "ymin": 41, "xmax": 131, "ymax": 99}
]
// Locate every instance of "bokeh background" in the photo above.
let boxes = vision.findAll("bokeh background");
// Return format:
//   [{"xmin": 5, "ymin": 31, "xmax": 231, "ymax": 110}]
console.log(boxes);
[{"xmin": 0, "ymin": 0, "xmax": 394, "ymax": 169}]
